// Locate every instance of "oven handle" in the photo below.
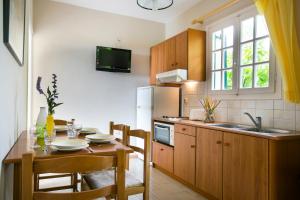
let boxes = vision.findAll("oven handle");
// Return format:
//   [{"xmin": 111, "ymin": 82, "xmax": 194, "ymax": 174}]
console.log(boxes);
[{"xmin": 154, "ymin": 125, "xmax": 170, "ymax": 130}]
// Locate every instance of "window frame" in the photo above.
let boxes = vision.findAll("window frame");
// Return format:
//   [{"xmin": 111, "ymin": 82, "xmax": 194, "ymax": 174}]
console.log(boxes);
[{"xmin": 207, "ymin": 7, "xmax": 276, "ymax": 96}]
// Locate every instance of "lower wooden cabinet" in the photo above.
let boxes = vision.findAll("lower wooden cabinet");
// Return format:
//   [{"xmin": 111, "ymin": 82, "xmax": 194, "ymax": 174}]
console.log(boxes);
[
  {"xmin": 152, "ymin": 141, "xmax": 174, "ymax": 173},
  {"xmin": 196, "ymin": 128, "xmax": 223, "ymax": 200},
  {"xmin": 223, "ymin": 132, "xmax": 269, "ymax": 200},
  {"xmin": 174, "ymin": 132, "xmax": 196, "ymax": 185}
]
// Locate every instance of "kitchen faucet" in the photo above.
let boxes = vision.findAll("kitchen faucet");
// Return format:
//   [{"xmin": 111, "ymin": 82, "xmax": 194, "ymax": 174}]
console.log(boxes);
[{"xmin": 244, "ymin": 112, "xmax": 262, "ymax": 132}]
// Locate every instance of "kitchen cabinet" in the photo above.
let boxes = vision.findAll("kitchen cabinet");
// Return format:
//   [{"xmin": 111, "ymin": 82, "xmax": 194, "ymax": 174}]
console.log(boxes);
[
  {"xmin": 223, "ymin": 132, "xmax": 269, "ymax": 200},
  {"xmin": 150, "ymin": 43, "xmax": 165, "ymax": 85},
  {"xmin": 149, "ymin": 29, "xmax": 206, "ymax": 84},
  {"xmin": 164, "ymin": 37, "xmax": 176, "ymax": 71},
  {"xmin": 196, "ymin": 128, "xmax": 223, "ymax": 200},
  {"xmin": 174, "ymin": 132, "xmax": 196, "ymax": 185},
  {"xmin": 152, "ymin": 141, "xmax": 174, "ymax": 173}
]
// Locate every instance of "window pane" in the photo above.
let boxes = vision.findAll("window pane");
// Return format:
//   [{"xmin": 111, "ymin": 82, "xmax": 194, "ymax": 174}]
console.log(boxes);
[
  {"xmin": 255, "ymin": 63, "xmax": 269, "ymax": 88},
  {"xmin": 255, "ymin": 37, "xmax": 270, "ymax": 63},
  {"xmin": 223, "ymin": 48, "xmax": 233, "ymax": 68},
  {"xmin": 212, "ymin": 71, "xmax": 221, "ymax": 90},
  {"xmin": 240, "ymin": 42, "xmax": 253, "ymax": 65},
  {"xmin": 256, "ymin": 15, "xmax": 269, "ymax": 38},
  {"xmin": 240, "ymin": 66, "xmax": 253, "ymax": 88},
  {"xmin": 212, "ymin": 50, "xmax": 222, "ymax": 70},
  {"xmin": 223, "ymin": 26, "xmax": 233, "ymax": 47},
  {"xmin": 212, "ymin": 30, "xmax": 222, "ymax": 50},
  {"xmin": 222, "ymin": 70, "xmax": 233, "ymax": 90},
  {"xmin": 241, "ymin": 17, "xmax": 254, "ymax": 42}
]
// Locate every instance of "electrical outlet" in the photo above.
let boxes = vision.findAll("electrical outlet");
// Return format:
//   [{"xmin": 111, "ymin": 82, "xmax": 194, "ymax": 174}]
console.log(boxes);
[{"xmin": 184, "ymin": 97, "xmax": 189, "ymax": 104}]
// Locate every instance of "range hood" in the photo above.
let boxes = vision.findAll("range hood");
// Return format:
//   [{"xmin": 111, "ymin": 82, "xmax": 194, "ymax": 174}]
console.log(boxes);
[{"xmin": 156, "ymin": 69, "xmax": 187, "ymax": 83}]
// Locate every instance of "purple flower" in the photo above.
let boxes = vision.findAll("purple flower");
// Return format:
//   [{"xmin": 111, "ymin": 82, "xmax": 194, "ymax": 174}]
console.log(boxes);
[{"xmin": 36, "ymin": 77, "xmax": 44, "ymax": 94}]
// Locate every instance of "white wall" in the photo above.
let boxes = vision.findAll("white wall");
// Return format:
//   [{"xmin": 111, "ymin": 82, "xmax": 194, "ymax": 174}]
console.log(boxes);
[
  {"xmin": 32, "ymin": 0, "xmax": 165, "ymax": 132},
  {"xmin": 0, "ymin": 0, "xmax": 32, "ymax": 198},
  {"xmin": 165, "ymin": 0, "xmax": 300, "ymax": 130}
]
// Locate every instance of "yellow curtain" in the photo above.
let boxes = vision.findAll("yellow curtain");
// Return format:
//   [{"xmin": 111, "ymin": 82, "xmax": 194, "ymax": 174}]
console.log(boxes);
[{"xmin": 254, "ymin": 0, "xmax": 300, "ymax": 103}]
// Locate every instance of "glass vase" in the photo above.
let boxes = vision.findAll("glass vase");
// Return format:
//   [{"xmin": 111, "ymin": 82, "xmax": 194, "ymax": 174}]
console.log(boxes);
[
  {"xmin": 45, "ymin": 114, "xmax": 55, "ymax": 144},
  {"xmin": 204, "ymin": 112, "xmax": 215, "ymax": 123}
]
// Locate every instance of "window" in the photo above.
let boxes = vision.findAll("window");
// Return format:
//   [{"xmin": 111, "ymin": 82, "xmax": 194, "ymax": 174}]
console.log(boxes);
[{"xmin": 208, "ymin": 8, "xmax": 275, "ymax": 94}]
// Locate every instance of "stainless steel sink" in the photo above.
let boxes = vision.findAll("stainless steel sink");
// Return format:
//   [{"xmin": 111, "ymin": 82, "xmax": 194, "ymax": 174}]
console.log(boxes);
[
  {"xmin": 208, "ymin": 123, "xmax": 290, "ymax": 134},
  {"xmin": 238, "ymin": 127, "xmax": 290, "ymax": 134},
  {"xmin": 208, "ymin": 123, "xmax": 246, "ymax": 129}
]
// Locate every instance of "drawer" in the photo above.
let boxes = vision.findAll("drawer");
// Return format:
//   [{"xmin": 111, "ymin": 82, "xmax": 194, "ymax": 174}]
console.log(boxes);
[
  {"xmin": 175, "ymin": 124, "xmax": 196, "ymax": 137},
  {"xmin": 152, "ymin": 141, "xmax": 174, "ymax": 173}
]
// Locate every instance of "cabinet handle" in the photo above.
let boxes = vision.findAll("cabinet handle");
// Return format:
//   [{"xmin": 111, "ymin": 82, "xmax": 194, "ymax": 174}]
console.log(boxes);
[
  {"xmin": 182, "ymin": 128, "xmax": 186, "ymax": 131},
  {"xmin": 190, "ymin": 145, "xmax": 196, "ymax": 148},
  {"xmin": 175, "ymin": 62, "xmax": 178, "ymax": 66},
  {"xmin": 216, "ymin": 141, "xmax": 222, "ymax": 144},
  {"xmin": 224, "ymin": 142, "xmax": 230, "ymax": 147},
  {"xmin": 160, "ymin": 148, "xmax": 164, "ymax": 151}
]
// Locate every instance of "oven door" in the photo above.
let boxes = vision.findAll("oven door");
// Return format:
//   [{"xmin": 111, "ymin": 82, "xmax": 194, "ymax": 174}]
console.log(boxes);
[{"xmin": 154, "ymin": 123, "xmax": 172, "ymax": 146}]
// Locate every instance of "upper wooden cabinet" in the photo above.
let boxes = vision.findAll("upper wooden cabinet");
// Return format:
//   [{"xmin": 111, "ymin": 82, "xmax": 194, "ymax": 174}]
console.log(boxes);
[
  {"xmin": 150, "ymin": 29, "xmax": 206, "ymax": 85},
  {"xmin": 150, "ymin": 43, "xmax": 165, "ymax": 85}
]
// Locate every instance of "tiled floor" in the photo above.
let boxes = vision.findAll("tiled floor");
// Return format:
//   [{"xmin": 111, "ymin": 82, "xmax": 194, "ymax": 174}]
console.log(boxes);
[{"xmin": 39, "ymin": 157, "xmax": 207, "ymax": 200}]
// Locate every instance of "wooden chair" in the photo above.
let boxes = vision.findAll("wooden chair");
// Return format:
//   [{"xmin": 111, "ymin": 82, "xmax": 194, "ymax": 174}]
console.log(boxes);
[
  {"xmin": 109, "ymin": 121, "xmax": 130, "ymax": 144},
  {"xmin": 83, "ymin": 129, "xmax": 151, "ymax": 200},
  {"xmin": 34, "ymin": 119, "xmax": 76, "ymax": 192},
  {"xmin": 22, "ymin": 149, "xmax": 126, "ymax": 200}
]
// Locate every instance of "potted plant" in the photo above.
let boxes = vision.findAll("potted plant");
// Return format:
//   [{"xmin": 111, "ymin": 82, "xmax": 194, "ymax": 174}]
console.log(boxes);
[
  {"xmin": 36, "ymin": 74, "xmax": 63, "ymax": 141},
  {"xmin": 200, "ymin": 96, "xmax": 221, "ymax": 123}
]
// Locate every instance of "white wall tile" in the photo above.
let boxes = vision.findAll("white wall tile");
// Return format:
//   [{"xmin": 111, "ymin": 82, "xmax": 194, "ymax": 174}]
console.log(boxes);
[
  {"xmin": 284, "ymin": 101, "xmax": 296, "ymax": 111},
  {"xmin": 228, "ymin": 109, "xmax": 241, "ymax": 124},
  {"xmin": 215, "ymin": 108, "xmax": 228, "ymax": 122},
  {"xmin": 274, "ymin": 110, "xmax": 283, "ymax": 119},
  {"xmin": 296, "ymin": 104, "xmax": 300, "ymax": 111},
  {"xmin": 240, "ymin": 109, "xmax": 256, "ymax": 125},
  {"xmin": 218, "ymin": 100, "xmax": 228, "ymax": 108},
  {"xmin": 274, "ymin": 100, "xmax": 284, "ymax": 110},
  {"xmin": 227, "ymin": 100, "xmax": 241, "ymax": 109},
  {"xmin": 183, "ymin": 106, "xmax": 190, "ymax": 117},
  {"xmin": 188, "ymin": 95, "xmax": 201, "ymax": 107},
  {"xmin": 255, "ymin": 100, "xmax": 274, "ymax": 110},
  {"xmin": 240, "ymin": 100, "xmax": 256, "ymax": 109},
  {"xmin": 197, "ymin": 82, "xmax": 206, "ymax": 95},
  {"xmin": 255, "ymin": 109, "xmax": 274, "ymax": 128},
  {"xmin": 274, "ymin": 119, "xmax": 296, "ymax": 131},
  {"xmin": 182, "ymin": 82, "xmax": 199, "ymax": 95}
]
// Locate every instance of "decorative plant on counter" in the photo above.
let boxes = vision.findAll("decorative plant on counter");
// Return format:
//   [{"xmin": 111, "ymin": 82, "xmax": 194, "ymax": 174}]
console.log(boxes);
[
  {"xmin": 200, "ymin": 96, "xmax": 221, "ymax": 123},
  {"xmin": 36, "ymin": 74, "xmax": 63, "ymax": 140}
]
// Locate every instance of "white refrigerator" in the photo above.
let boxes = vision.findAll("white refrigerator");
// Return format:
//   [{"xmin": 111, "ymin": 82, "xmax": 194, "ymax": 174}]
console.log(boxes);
[{"xmin": 136, "ymin": 86, "xmax": 180, "ymax": 132}]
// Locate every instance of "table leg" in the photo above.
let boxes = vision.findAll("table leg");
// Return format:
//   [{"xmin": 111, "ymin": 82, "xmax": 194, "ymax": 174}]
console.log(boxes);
[{"xmin": 13, "ymin": 163, "xmax": 22, "ymax": 200}]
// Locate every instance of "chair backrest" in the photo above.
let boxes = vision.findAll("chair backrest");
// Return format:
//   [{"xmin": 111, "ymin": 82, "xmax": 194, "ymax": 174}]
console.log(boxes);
[
  {"xmin": 54, "ymin": 119, "xmax": 67, "ymax": 125},
  {"xmin": 109, "ymin": 121, "xmax": 130, "ymax": 144},
  {"xmin": 125, "ymin": 130, "xmax": 150, "ymax": 190},
  {"xmin": 22, "ymin": 150, "xmax": 126, "ymax": 200}
]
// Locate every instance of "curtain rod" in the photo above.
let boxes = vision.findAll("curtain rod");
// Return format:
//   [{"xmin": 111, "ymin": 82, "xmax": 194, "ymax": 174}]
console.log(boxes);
[{"xmin": 192, "ymin": 0, "xmax": 240, "ymax": 24}]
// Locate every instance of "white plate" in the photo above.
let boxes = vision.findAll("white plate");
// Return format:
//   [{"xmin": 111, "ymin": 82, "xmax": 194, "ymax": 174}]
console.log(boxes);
[
  {"xmin": 51, "ymin": 144, "xmax": 89, "ymax": 151},
  {"xmin": 85, "ymin": 138, "xmax": 113, "ymax": 144},
  {"xmin": 55, "ymin": 125, "xmax": 68, "ymax": 131},
  {"xmin": 80, "ymin": 128, "xmax": 99, "ymax": 134},
  {"xmin": 85, "ymin": 134, "xmax": 115, "ymax": 142},
  {"xmin": 52, "ymin": 139, "xmax": 88, "ymax": 149}
]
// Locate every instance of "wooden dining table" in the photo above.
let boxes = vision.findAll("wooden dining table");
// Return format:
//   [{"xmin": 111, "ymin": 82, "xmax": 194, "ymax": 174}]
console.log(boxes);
[{"xmin": 3, "ymin": 130, "xmax": 133, "ymax": 200}]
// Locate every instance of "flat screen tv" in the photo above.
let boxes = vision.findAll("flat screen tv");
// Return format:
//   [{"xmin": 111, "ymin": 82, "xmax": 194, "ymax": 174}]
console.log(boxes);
[{"xmin": 96, "ymin": 46, "xmax": 131, "ymax": 73}]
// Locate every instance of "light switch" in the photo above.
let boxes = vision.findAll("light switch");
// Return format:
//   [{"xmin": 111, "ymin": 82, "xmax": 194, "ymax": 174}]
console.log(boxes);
[{"xmin": 184, "ymin": 97, "xmax": 189, "ymax": 104}]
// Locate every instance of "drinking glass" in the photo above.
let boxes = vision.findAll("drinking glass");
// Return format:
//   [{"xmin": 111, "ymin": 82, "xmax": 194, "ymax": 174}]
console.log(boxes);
[
  {"xmin": 45, "ymin": 129, "xmax": 56, "ymax": 145},
  {"xmin": 29, "ymin": 127, "xmax": 40, "ymax": 148}
]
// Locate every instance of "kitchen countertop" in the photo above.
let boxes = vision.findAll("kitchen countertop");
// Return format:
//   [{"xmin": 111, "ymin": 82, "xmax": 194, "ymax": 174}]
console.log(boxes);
[{"xmin": 153, "ymin": 117, "xmax": 300, "ymax": 141}]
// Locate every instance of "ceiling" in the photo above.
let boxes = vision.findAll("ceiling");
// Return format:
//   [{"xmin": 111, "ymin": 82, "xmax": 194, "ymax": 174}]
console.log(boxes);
[{"xmin": 53, "ymin": 0, "xmax": 202, "ymax": 23}]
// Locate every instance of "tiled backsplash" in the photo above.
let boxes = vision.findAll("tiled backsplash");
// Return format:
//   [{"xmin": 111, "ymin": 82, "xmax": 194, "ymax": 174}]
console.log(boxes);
[{"xmin": 182, "ymin": 82, "xmax": 300, "ymax": 131}]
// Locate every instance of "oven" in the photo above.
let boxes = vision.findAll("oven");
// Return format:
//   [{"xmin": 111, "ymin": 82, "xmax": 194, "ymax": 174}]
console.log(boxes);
[{"xmin": 153, "ymin": 122, "xmax": 174, "ymax": 146}]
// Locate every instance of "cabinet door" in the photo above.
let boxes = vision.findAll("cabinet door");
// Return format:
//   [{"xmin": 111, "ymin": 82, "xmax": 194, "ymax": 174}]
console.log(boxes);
[
  {"xmin": 150, "ymin": 46, "xmax": 158, "ymax": 85},
  {"xmin": 223, "ymin": 132, "xmax": 269, "ymax": 200},
  {"xmin": 175, "ymin": 31, "xmax": 188, "ymax": 69},
  {"xmin": 196, "ymin": 128, "xmax": 223, "ymax": 200},
  {"xmin": 157, "ymin": 42, "xmax": 166, "ymax": 73},
  {"xmin": 164, "ymin": 37, "xmax": 176, "ymax": 71},
  {"xmin": 152, "ymin": 141, "xmax": 174, "ymax": 173},
  {"xmin": 174, "ymin": 132, "xmax": 196, "ymax": 185}
]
